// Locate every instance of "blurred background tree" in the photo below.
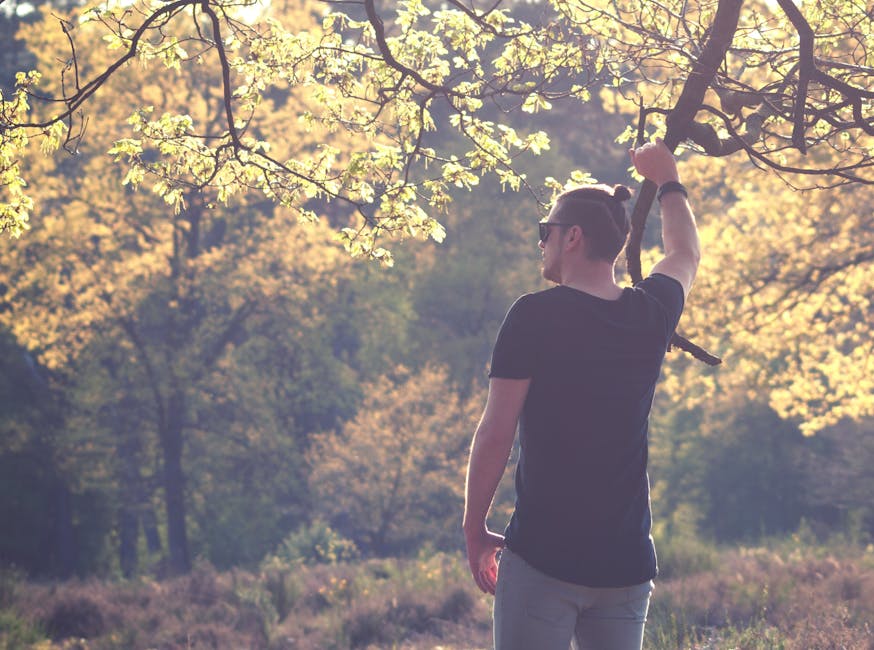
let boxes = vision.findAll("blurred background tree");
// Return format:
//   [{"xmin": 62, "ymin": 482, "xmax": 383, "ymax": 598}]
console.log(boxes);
[
  {"xmin": 0, "ymin": 0, "xmax": 872, "ymax": 578},
  {"xmin": 308, "ymin": 365, "xmax": 482, "ymax": 555}
]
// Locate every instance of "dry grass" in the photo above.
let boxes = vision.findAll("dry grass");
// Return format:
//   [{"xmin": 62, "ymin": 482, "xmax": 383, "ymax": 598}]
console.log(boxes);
[
  {"xmin": 647, "ymin": 544, "xmax": 874, "ymax": 649},
  {"xmin": 7, "ymin": 561, "xmax": 271, "ymax": 649},
  {"xmin": 1, "ymin": 544, "xmax": 872, "ymax": 649}
]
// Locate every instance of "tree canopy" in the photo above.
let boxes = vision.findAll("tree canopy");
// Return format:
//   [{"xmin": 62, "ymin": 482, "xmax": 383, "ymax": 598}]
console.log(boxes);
[{"xmin": 2, "ymin": 0, "xmax": 872, "ymax": 251}]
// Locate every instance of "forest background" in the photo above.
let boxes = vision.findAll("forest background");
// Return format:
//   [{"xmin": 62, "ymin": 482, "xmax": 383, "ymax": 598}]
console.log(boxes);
[{"xmin": 0, "ymin": 0, "xmax": 872, "ymax": 647}]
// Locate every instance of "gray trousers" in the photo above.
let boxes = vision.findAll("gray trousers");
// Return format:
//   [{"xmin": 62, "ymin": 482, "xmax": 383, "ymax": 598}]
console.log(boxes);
[{"xmin": 493, "ymin": 548, "xmax": 653, "ymax": 650}]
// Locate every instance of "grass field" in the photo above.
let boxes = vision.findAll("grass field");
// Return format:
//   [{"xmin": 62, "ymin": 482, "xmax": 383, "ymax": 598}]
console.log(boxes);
[{"xmin": 2, "ymin": 538, "xmax": 872, "ymax": 649}]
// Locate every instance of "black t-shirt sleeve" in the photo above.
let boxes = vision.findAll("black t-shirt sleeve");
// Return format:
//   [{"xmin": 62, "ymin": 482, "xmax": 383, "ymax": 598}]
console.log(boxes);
[
  {"xmin": 635, "ymin": 273, "xmax": 685, "ymax": 337},
  {"xmin": 489, "ymin": 295, "xmax": 536, "ymax": 379}
]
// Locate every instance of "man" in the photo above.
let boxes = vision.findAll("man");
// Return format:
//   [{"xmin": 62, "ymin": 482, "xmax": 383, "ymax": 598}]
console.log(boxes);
[{"xmin": 462, "ymin": 139, "xmax": 699, "ymax": 650}]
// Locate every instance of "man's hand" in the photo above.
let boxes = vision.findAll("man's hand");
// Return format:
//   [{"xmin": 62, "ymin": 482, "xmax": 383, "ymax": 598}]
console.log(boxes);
[
  {"xmin": 629, "ymin": 138, "xmax": 680, "ymax": 186},
  {"xmin": 464, "ymin": 528, "xmax": 505, "ymax": 595}
]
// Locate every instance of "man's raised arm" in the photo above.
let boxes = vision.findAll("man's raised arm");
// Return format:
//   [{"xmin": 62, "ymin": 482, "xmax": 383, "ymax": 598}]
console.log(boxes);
[{"xmin": 629, "ymin": 139, "xmax": 701, "ymax": 297}]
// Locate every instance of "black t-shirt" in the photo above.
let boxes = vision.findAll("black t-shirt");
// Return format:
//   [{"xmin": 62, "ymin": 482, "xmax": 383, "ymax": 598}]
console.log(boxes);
[{"xmin": 489, "ymin": 273, "xmax": 685, "ymax": 587}]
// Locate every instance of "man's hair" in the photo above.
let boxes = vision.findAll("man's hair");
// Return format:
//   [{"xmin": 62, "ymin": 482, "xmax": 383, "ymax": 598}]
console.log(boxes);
[{"xmin": 552, "ymin": 184, "xmax": 632, "ymax": 261}]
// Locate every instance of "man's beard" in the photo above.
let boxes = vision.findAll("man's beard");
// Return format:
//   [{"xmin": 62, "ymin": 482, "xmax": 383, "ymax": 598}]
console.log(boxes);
[{"xmin": 541, "ymin": 257, "xmax": 560, "ymax": 283}]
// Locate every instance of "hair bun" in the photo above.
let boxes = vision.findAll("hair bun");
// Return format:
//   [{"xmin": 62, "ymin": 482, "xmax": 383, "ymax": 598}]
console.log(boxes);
[{"xmin": 612, "ymin": 184, "xmax": 632, "ymax": 202}]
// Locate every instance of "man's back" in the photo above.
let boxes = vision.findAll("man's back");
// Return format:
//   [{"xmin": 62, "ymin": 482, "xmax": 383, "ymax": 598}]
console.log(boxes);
[{"xmin": 489, "ymin": 274, "xmax": 685, "ymax": 587}]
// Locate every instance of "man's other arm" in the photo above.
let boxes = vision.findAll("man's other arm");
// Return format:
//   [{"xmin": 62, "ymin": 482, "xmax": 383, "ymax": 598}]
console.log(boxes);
[
  {"xmin": 629, "ymin": 139, "xmax": 701, "ymax": 297},
  {"xmin": 462, "ymin": 377, "xmax": 530, "ymax": 595}
]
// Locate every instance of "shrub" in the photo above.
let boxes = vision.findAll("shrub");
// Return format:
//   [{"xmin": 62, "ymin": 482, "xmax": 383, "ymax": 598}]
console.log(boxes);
[
  {"xmin": 436, "ymin": 587, "xmax": 476, "ymax": 623},
  {"xmin": 186, "ymin": 560, "xmax": 222, "ymax": 606},
  {"xmin": 0, "ymin": 567, "xmax": 22, "ymax": 610},
  {"xmin": 343, "ymin": 606, "xmax": 385, "ymax": 649},
  {"xmin": 265, "ymin": 520, "xmax": 359, "ymax": 567},
  {"xmin": 43, "ymin": 595, "xmax": 105, "ymax": 640},
  {"xmin": 262, "ymin": 569, "xmax": 302, "ymax": 622},
  {"xmin": 655, "ymin": 532, "xmax": 719, "ymax": 580},
  {"xmin": 343, "ymin": 597, "xmax": 434, "ymax": 649},
  {"xmin": 3, "ymin": 545, "xmax": 867, "ymax": 650},
  {"xmin": 0, "ymin": 609, "xmax": 46, "ymax": 649}
]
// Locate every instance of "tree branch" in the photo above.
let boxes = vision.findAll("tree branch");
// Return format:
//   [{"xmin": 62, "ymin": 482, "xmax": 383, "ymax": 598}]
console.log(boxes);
[
  {"xmin": 362, "ymin": 0, "xmax": 461, "ymax": 98},
  {"xmin": 774, "ymin": 0, "xmax": 812, "ymax": 153},
  {"xmin": 698, "ymin": 104, "xmax": 874, "ymax": 184},
  {"xmin": 118, "ymin": 315, "xmax": 167, "ymax": 432},
  {"xmin": 627, "ymin": 0, "xmax": 745, "ymax": 367},
  {"xmin": 776, "ymin": 0, "xmax": 874, "ymax": 142},
  {"xmin": 194, "ymin": 299, "xmax": 257, "ymax": 383},
  {"xmin": 6, "ymin": 0, "xmax": 197, "ymax": 131},
  {"xmin": 200, "ymin": 1, "xmax": 244, "ymax": 149}
]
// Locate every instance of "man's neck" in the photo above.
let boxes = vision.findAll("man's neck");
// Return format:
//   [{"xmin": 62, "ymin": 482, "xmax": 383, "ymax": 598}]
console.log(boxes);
[{"xmin": 560, "ymin": 262, "xmax": 623, "ymax": 300}]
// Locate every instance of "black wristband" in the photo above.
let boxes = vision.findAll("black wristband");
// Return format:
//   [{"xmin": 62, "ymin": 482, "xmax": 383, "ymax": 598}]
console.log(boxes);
[{"xmin": 657, "ymin": 181, "xmax": 688, "ymax": 202}]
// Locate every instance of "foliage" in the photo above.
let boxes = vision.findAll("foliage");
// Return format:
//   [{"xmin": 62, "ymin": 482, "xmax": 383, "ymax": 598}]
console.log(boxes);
[
  {"xmin": 0, "ymin": 4, "xmax": 380, "ymax": 575},
  {"xmin": 308, "ymin": 364, "xmax": 483, "ymax": 555},
  {"xmin": 183, "ymin": 310, "xmax": 362, "ymax": 569},
  {"xmin": 0, "ymin": 608, "xmax": 46, "ymax": 650},
  {"xmin": 652, "ymin": 532, "xmax": 719, "ymax": 582},
  {"xmin": 3, "ymin": 0, "xmax": 556, "ymax": 261},
  {"xmin": 651, "ymin": 397, "xmax": 874, "ymax": 548},
  {"xmin": 798, "ymin": 418, "xmax": 874, "ymax": 543},
  {"xmin": 263, "ymin": 519, "xmax": 360, "ymax": 567},
  {"xmin": 3, "ymin": 0, "xmax": 873, "ymax": 263},
  {"xmin": 0, "ymin": 329, "xmax": 118, "ymax": 578},
  {"xmin": 407, "ymin": 174, "xmax": 541, "ymax": 386},
  {"xmin": 3, "ymin": 0, "xmax": 871, "ymax": 425},
  {"xmin": 657, "ymin": 155, "xmax": 874, "ymax": 434},
  {"xmin": 651, "ymin": 396, "xmax": 809, "ymax": 543}
]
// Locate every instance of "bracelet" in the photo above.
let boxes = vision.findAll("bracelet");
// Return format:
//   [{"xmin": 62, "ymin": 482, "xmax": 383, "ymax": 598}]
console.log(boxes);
[{"xmin": 657, "ymin": 181, "xmax": 688, "ymax": 202}]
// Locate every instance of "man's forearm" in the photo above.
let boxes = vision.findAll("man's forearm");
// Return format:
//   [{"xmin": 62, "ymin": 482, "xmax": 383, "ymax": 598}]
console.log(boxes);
[
  {"xmin": 463, "ymin": 419, "xmax": 514, "ymax": 535},
  {"xmin": 659, "ymin": 191, "xmax": 700, "ymax": 260},
  {"xmin": 464, "ymin": 377, "xmax": 528, "ymax": 536},
  {"xmin": 630, "ymin": 139, "xmax": 701, "ymax": 264}
]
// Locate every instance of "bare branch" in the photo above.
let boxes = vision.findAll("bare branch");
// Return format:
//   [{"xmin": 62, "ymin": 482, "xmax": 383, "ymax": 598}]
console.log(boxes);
[
  {"xmin": 699, "ymin": 104, "xmax": 874, "ymax": 184},
  {"xmin": 200, "ymin": 1, "xmax": 244, "ymax": 149},
  {"xmin": 774, "ymin": 0, "xmax": 812, "ymax": 153},
  {"xmin": 776, "ymin": 0, "xmax": 874, "ymax": 144},
  {"xmin": 7, "ymin": 0, "xmax": 198, "ymax": 132}
]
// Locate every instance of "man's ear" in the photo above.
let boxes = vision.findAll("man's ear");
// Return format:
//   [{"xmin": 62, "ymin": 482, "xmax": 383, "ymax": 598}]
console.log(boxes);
[{"xmin": 565, "ymin": 225, "xmax": 584, "ymax": 251}]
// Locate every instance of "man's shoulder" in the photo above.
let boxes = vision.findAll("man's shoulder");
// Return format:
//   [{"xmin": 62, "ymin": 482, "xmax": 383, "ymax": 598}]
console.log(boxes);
[
  {"xmin": 506, "ymin": 287, "xmax": 565, "ymax": 316},
  {"xmin": 633, "ymin": 273, "xmax": 685, "ymax": 308},
  {"xmin": 635, "ymin": 272, "xmax": 685, "ymax": 292},
  {"xmin": 515, "ymin": 286, "xmax": 565, "ymax": 303},
  {"xmin": 630, "ymin": 273, "xmax": 686, "ymax": 330}
]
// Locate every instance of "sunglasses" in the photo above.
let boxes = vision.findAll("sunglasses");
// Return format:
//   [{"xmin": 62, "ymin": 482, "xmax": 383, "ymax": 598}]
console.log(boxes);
[{"xmin": 538, "ymin": 221, "xmax": 576, "ymax": 243}]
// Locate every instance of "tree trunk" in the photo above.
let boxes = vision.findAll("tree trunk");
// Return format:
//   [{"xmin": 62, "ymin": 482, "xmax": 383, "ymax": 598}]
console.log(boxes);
[
  {"xmin": 118, "ymin": 506, "xmax": 138, "ymax": 578},
  {"xmin": 143, "ymin": 506, "xmax": 163, "ymax": 553},
  {"xmin": 52, "ymin": 481, "xmax": 75, "ymax": 579},
  {"xmin": 161, "ymin": 392, "xmax": 190, "ymax": 574},
  {"xmin": 113, "ymin": 394, "xmax": 145, "ymax": 577}
]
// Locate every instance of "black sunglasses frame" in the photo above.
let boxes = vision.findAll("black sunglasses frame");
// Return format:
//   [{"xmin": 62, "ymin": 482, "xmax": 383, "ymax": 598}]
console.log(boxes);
[{"xmin": 538, "ymin": 221, "xmax": 577, "ymax": 243}]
